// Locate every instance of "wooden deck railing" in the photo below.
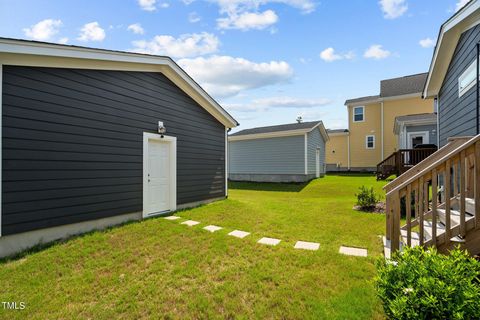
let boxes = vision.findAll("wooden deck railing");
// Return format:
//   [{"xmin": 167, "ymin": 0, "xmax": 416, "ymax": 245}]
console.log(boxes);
[
  {"xmin": 377, "ymin": 148, "xmax": 437, "ymax": 180},
  {"xmin": 384, "ymin": 136, "xmax": 479, "ymax": 252}
]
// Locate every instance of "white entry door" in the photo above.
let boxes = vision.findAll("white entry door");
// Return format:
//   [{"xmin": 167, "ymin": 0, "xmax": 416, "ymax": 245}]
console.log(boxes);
[
  {"xmin": 407, "ymin": 131, "xmax": 429, "ymax": 149},
  {"xmin": 315, "ymin": 149, "xmax": 320, "ymax": 178},
  {"xmin": 143, "ymin": 133, "xmax": 176, "ymax": 217}
]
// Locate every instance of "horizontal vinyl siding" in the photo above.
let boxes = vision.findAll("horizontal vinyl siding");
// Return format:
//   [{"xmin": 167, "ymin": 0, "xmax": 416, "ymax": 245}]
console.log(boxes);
[
  {"xmin": 307, "ymin": 128, "xmax": 325, "ymax": 175},
  {"xmin": 2, "ymin": 66, "xmax": 226, "ymax": 235},
  {"xmin": 438, "ymin": 24, "xmax": 480, "ymax": 146},
  {"xmin": 228, "ymin": 135, "xmax": 305, "ymax": 175}
]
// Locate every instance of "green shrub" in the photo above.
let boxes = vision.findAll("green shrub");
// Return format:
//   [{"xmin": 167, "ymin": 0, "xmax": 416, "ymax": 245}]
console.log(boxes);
[
  {"xmin": 375, "ymin": 246, "xmax": 480, "ymax": 320},
  {"xmin": 355, "ymin": 186, "xmax": 380, "ymax": 209}
]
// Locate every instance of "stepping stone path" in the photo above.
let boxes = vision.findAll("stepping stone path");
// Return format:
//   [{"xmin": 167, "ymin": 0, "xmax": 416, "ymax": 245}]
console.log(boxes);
[
  {"xmin": 163, "ymin": 217, "xmax": 369, "ymax": 255},
  {"xmin": 294, "ymin": 241, "xmax": 320, "ymax": 251},
  {"xmin": 181, "ymin": 220, "xmax": 200, "ymax": 227},
  {"xmin": 339, "ymin": 246, "xmax": 368, "ymax": 257},
  {"xmin": 203, "ymin": 225, "xmax": 222, "ymax": 233},
  {"xmin": 257, "ymin": 237, "xmax": 281, "ymax": 246},
  {"xmin": 228, "ymin": 230, "xmax": 250, "ymax": 239},
  {"xmin": 164, "ymin": 216, "xmax": 180, "ymax": 220}
]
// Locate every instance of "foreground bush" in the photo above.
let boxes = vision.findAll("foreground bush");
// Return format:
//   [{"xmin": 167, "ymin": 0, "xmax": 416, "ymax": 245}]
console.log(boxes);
[{"xmin": 375, "ymin": 246, "xmax": 480, "ymax": 319}]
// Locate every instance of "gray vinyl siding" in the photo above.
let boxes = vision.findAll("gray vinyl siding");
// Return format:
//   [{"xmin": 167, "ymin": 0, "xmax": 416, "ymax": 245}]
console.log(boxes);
[
  {"xmin": 228, "ymin": 135, "xmax": 305, "ymax": 175},
  {"xmin": 438, "ymin": 24, "xmax": 480, "ymax": 146},
  {"xmin": 405, "ymin": 124, "xmax": 437, "ymax": 146},
  {"xmin": 2, "ymin": 65, "xmax": 226, "ymax": 235},
  {"xmin": 307, "ymin": 128, "xmax": 326, "ymax": 175}
]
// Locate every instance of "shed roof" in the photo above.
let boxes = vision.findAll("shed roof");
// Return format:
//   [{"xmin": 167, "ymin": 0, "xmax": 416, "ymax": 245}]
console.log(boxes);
[
  {"xmin": 229, "ymin": 120, "xmax": 329, "ymax": 141},
  {"xmin": 0, "ymin": 37, "xmax": 238, "ymax": 128}
]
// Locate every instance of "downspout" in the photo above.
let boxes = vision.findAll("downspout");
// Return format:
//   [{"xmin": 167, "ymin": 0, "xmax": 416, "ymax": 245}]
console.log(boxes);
[
  {"xmin": 477, "ymin": 42, "xmax": 479, "ymax": 135},
  {"xmin": 381, "ymin": 101, "xmax": 384, "ymax": 160}
]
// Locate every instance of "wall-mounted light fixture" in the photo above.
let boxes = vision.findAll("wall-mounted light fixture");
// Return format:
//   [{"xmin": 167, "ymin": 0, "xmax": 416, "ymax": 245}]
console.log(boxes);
[{"xmin": 158, "ymin": 121, "xmax": 166, "ymax": 138}]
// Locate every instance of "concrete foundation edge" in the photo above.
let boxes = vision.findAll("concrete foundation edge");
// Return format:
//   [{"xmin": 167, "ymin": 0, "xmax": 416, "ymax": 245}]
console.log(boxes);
[{"xmin": 0, "ymin": 197, "xmax": 225, "ymax": 258}]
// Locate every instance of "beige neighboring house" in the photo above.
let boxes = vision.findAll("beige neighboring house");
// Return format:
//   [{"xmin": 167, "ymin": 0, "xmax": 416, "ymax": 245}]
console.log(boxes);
[
  {"xmin": 340, "ymin": 73, "xmax": 434, "ymax": 171},
  {"xmin": 325, "ymin": 129, "xmax": 349, "ymax": 172}
]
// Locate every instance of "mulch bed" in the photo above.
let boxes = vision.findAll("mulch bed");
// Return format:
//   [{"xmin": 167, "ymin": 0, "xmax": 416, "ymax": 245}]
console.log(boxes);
[{"xmin": 353, "ymin": 202, "xmax": 386, "ymax": 214}]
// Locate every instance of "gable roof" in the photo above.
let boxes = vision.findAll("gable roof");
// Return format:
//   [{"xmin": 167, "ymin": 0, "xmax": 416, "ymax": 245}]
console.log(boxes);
[
  {"xmin": 0, "ymin": 37, "xmax": 238, "ymax": 128},
  {"xmin": 344, "ymin": 95, "xmax": 380, "ymax": 106},
  {"xmin": 424, "ymin": 0, "xmax": 480, "ymax": 97},
  {"xmin": 380, "ymin": 73, "xmax": 428, "ymax": 97},
  {"xmin": 327, "ymin": 129, "xmax": 349, "ymax": 134},
  {"xmin": 393, "ymin": 113, "xmax": 437, "ymax": 134},
  {"xmin": 345, "ymin": 73, "xmax": 428, "ymax": 106},
  {"xmin": 229, "ymin": 120, "xmax": 329, "ymax": 141}
]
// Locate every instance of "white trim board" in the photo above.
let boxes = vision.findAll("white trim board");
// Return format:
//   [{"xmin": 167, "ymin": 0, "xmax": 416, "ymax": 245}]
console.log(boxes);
[
  {"xmin": 423, "ymin": 0, "xmax": 480, "ymax": 97},
  {"xmin": 142, "ymin": 132, "xmax": 177, "ymax": 218},
  {"xmin": 0, "ymin": 38, "xmax": 238, "ymax": 128},
  {"xmin": 304, "ymin": 133, "xmax": 308, "ymax": 174}
]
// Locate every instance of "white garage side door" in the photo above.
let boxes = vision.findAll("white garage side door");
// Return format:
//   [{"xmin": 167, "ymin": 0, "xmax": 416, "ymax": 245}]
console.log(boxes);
[{"xmin": 143, "ymin": 133, "xmax": 176, "ymax": 218}]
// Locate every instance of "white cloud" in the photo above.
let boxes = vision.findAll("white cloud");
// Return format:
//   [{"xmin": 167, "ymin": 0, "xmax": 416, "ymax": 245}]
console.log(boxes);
[
  {"xmin": 212, "ymin": 0, "xmax": 316, "ymax": 15},
  {"xmin": 77, "ymin": 22, "xmax": 106, "ymax": 42},
  {"xmin": 23, "ymin": 19, "xmax": 62, "ymax": 41},
  {"xmin": 177, "ymin": 55, "xmax": 294, "ymax": 98},
  {"xmin": 138, "ymin": 0, "xmax": 157, "ymax": 11},
  {"xmin": 127, "ymin": 23, "xmax": 145, "ymax": 35},
  {"xmin": 58, "ymin": 37, "xmax": 69, "ymax": 44},
  {"xmin": 131, "ymin": 32, "xmax": 220, "ymax": 58},
  {"xmin": 218, "ymin": 10, "xmax": 278, "ymax": 30},
  {"xmin": 379, "ymin": 0, "xmax": 408, "ymax": 19},
  {"xmin": 159, "ymin": 2, "xmax": 170, "ymax": 8},
  {"xmin": 211, "ymin": 0, "xmax": 315, "ymax": 31},
  {"xmin": 364, "ymin": 44, "xmax": 391, "ymax": 60},
  {"xmin": 456, "ymin": 0, "xmax": 470, "ymax": 11},
  {"xmin": 189, "ymin": 12, "xmax": 201, "ymax": 23},
  {"xmin": 419, "ymin": 37, "xmax": 435, "ymax": 48},
  {"xmin": 319, "ymin": 47, "xmax": 355, "ymax": 62}
]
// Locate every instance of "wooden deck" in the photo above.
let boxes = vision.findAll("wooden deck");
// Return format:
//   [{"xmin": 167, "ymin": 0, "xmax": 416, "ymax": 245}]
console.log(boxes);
[{"xmin": 376, "ymin": 148, "xmax": 437, "ymax": 180}]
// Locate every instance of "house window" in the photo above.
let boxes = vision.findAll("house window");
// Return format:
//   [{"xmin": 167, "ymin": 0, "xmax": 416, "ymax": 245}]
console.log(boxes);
[
  {"xmin": 458, "ymin": 60, "xmax": 478, "ymax": 97},
  {"xmin": 353, "ymin": 106, "xmax": 364, "ymax": 122},
  {"xmin": 366, "ymin": 135, "xmax": 375, "ymax": 149}
]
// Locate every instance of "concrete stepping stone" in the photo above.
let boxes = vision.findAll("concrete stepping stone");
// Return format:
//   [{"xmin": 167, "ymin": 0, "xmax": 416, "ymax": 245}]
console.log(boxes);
[
  {"xmin": 164, "ymin": 216, "xmax": 180, "ymax": 220},
  {"xmin": 203, "ymin": 225, "xmax": 222, "ymax": 233},
  {"xmin": 294, "ymin": 241, "xmax": 320, "ymax": 251},
  {"xmin": 339, "ymin": 246, "xmax": 368, "ymax": 257},
  {"xmin": 181, "ymin": 220, "xmax": 200, "ymax": 227},
  {"xmin": 228, "ymin": 230, "xmax": 250, "ymax": 238},
  {"xmin": 257, "ymin": 237, "xmax": 281, "ymax": 246}
]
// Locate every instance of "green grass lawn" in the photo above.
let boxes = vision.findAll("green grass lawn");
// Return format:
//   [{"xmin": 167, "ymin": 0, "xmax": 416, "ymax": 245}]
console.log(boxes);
[{"xmin": 0, "ymin": 174, "xmax": 387, "ymax": 319}]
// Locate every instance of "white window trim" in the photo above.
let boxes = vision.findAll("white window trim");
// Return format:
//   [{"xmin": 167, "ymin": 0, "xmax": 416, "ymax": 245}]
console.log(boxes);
[
  {"xmin": 353, "ymin": 106, "xmax": 365, "ymax": 123},
  {"xmin": 142, "ymin": 132, "xmax": 177, "ymax": 218},
  {"xmin": 458, "ymin": 59, "xmax": 478, "ymax": 97},
  {"xmin": 366, "ymin": 135, "xmax": 375, "ymax": 149}
]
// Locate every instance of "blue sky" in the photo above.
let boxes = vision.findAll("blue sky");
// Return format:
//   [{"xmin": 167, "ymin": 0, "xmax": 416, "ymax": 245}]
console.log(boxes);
[{"xmin": 0, "ymin": 0, "xmax": 468, "ymax": 131}]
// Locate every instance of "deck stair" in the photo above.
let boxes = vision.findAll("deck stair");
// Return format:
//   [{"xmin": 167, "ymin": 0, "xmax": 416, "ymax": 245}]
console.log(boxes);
[{"xmin": 384, "ymin": 136, "xmax": 480, "ymax": 256}]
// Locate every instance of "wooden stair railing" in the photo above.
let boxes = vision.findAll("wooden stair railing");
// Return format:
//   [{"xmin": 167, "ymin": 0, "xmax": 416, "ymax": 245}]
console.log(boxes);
[
  {"xmin": 377, "ymin": 148, "xmax": 437, "ymax": 180},
  {"xmin": 384, "ymin": 136, "xmax": 479, "ymax": 253}
]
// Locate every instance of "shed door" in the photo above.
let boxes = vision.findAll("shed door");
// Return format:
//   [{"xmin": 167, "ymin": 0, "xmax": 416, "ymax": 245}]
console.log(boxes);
[{"xmin": 143, "ymin": 133, "xmax": 176, "ymax": 217}]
